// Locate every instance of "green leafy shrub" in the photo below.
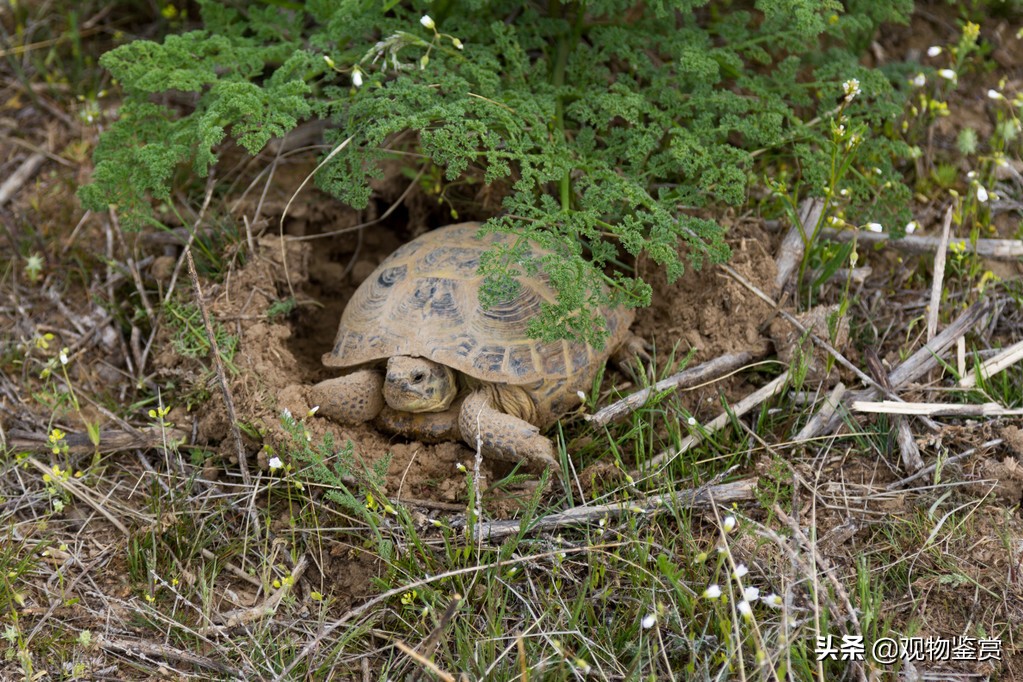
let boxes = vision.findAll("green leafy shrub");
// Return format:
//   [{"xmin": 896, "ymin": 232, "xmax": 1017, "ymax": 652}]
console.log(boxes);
[{"xmin": 81, "ymin": 0, "xmax": 914, "ymax": 342}]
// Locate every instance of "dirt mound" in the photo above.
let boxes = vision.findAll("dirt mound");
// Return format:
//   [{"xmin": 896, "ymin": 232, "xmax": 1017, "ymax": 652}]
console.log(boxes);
[
  {"xmin": 159, "ymin": 210, "xmax": 785, "ymax": 511},
  {"xmin": 634, "ymin": 217, "xmax": 777, "ymax": 364}
]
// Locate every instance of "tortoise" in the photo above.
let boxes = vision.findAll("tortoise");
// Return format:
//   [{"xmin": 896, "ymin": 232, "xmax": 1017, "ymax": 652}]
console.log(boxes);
[{"xmin": 309, "ymin": 222, "xmax": 642, "ymax": 470}]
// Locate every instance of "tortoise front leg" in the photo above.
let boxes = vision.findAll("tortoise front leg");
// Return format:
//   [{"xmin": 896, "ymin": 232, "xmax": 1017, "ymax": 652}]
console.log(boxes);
[
  {"xmin": 375, "ymin": 398, "xmax": 464, "ymax": 443},
  {"xmin": 310, "ymin": 369, "xmax": 385, "ymax": 423},
  {"xmin": 458, "ymin": 390, "xmax": 558, "ymax": 471}
]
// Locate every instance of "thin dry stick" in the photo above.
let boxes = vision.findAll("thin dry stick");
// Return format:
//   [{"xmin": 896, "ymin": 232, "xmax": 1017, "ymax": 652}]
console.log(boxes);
[
  {"xmin": 643, "ymin": 371, "xmax": 790, "ymax": 471},
  {"xmin": 808, "ymin": 299, "xmax": 992, "ymax": 439},
  {"xmin": 886, "ymin": 438, "xmax": 1003, "ymax": 491},
  {"xmin": 852, "ymin": 401, "xmax": 1023, "ymax": 417},
  {"xmin": 586, "ymin": 351, "xmax": 760, "ymax": 427},
  {"xmin": 409, "ymin": 593, "xmax": 464, "ymax": 682},
  {"xmin": 7, "ymin": 426, "xmax": 188, "ymax": 454},
  {"xmin": 926, "ymin": 206, "xmax": 954, "ymax": 342},
  {"xmin": 819, "ymin": 227, "xmax": 1023, "ymax": 260},
  {"xmin": 719, "ymin": 263, "xmax": 892, "ymax": 398},
  {"xmin": 99, "ymin": 635, "xmax": 239, "ymax": 676},
  {"xmin": 278, "ymin": 134, "xmax": 355, "ymax": 298},
  {"xmin": 161, "ymin": 173, "xmax": 218, "ymax": 307},
  {"xmin": 183, "ymin": 247, "xmax": 253, "ymax": 488},
  {"xmin": 774, "ymin": 504, "xmax": 867, "ymax": 682},
  {"xmin": 0, "ymin": 152, "xmax": 46, "ymax": 206},
  {"xmin": 26, "ymin": 457, "xmax": 132, "ymax": 535},
  {"xmin": 959, "ymin": 339, "xmax": 1023, "ymax": 388},
  {"xmin": 395, "ymin": 641, "xmax": 456, "ymax": 682},
  {"xmin": 865, "ymin": 349, "xmax": 922, "ymax": 471},
  {"xmin": 793, "ymin": 383, "xmax": 845, "ymax": 442},
  {"xmin": 775, "ymin": 198, "xmax": 825, "ymax": 290},
  {"xmin": 455, "ymin": 478, "xmax": 757, "ymax": 540},
  {"xmin": 889, "ymin": 299, "xmax": 991, "ymax": 387},
  {"xmin": 209, "ymin": 555, "xmax": 309, "ymax": 629}
]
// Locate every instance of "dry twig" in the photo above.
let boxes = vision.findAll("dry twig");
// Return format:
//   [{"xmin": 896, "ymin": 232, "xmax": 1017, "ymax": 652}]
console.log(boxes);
[
  {"xmin": 959, "ymin": 339, "xmax": 1023, "ymax": 388},
  {"xmin": 774, "ymin": 198, "xmax": 825, "ymax": 290},
  {"xmin": 865, "ymin": 349, "xmax": 923, "ymax": 471},
  {"xmin": 820, "ymin": 227, "xmax": 1023, "ymax": 260},
  {"xmin": 7, "ymin": 426, "xmax": 188, "ymax": 454},
  {"xmin": 586, "ymin": 351, "xmax": 760, "ymax": 427},
  {"xmin": 209, "ymin": 555, "xmax": 309, "ymax": 629},
  {"xmin": 454, "ymin": 479, "xmax": 757, "ymax": 540},
  {"xmin": 99, "ymin": 635, "xmax": 240, "ymax": 677},
  {"xmin": 0, "ymin": 152, "xmax": 46, "ymax": 206},
  {"xmin": 852, "ymin": 401, "xmax": 1023, "ymax": 417},
  {"xmin": 643, "ymin": 371, "xmax": 790, "ymax": 470},
  {"xmin": 926, "ymin": 206, "xmax": 954, "ymax": 342}
]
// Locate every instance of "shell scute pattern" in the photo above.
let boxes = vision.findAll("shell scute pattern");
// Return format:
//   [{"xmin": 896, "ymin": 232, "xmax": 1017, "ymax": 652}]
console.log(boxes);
[{"xmin": 323, "ymin": 223, "xmax": 634, "ymax": 401}]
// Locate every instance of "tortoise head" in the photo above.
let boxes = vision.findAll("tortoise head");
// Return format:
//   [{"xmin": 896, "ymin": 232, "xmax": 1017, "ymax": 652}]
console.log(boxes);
[{"xmin": 383, "ymin": 356, "xmax": 457, "ymax": 413}]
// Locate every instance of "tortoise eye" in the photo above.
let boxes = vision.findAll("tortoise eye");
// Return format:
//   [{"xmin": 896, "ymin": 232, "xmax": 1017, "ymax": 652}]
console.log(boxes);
[{"xmin": 410, "ymin": 371, "xmax": 425, "ymax": 384}]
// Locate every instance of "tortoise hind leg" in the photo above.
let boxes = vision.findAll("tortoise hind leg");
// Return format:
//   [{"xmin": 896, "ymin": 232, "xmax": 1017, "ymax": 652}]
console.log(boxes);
[{"xmin": 458, "ymin": 390, "xmax": 558, "ymax": 471}]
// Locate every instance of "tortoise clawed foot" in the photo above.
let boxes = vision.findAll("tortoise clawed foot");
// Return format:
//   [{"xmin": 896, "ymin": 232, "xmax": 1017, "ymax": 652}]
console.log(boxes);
[{"xmin": 459, "ymin": 390, "xmax": 558, "ymax": 472}]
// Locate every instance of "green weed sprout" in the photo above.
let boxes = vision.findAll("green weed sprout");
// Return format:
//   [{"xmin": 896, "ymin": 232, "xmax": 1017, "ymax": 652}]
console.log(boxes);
[{"xmin": 81, "ymin": 0, "xmax": 916, "ymax": 342}]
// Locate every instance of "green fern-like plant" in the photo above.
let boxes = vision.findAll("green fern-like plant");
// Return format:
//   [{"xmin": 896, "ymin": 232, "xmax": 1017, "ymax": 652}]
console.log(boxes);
[{"xmin": 81, "ymin": 0, "xmax": 914, "ymax": 343}]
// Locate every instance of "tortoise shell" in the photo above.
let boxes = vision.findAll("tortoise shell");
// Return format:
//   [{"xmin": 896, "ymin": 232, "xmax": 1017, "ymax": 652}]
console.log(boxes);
[{"xmin": 324, "ymin": 222, "xmax": 634, "ymax": 401}]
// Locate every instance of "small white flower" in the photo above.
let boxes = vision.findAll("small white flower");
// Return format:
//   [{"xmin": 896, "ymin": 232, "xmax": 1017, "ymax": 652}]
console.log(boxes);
[
  {"xmin": 763, "ymin": 593, "xmax": 784, "ymax": 608},
  {"xmin": 905, "ymin": 220, "xmax": 919, "ymax": 234},
  {"xmin": 976, "ymin": 184, "xmax": 989, "ymax": 202},
  {"xmin": 323, "ymin": 55, "xmax": 335, "ymax": 68},
  {"xmin": 723, "ymin": 516, "xmax": 737, "ymax": 533},
  {"xmin": 732, "ymin": 564, "xmax": 749, "ymax": 579},
  {"xmin": 280, "ymin": 407, "xmax": 293, "ymax": 420},
  {"xmin": 456, "ymin": 462, "xmax": 467, "ymax": 473},
  {"xmin": 737, "ymin": 600, "xmax": 753, "ymax": 618},
  {"xmin": 641, "ymin": 613, "xmax": 657, "ymax": 629},
  {"xmin": 577, "ymin": 390, "xmax": 587, "ymax": 402},
  {"xmin": 842, "ymin": 78, "xmax": 860, "ymax": 101},
  {"xmin": 937, "ymin": 69, "xmax": 957, "ymax": 81},
  {"xmin": 687, "ymin": 416, "xmax": 697, "ymax": 426},
  {"xmin": 59, "ymin": 349, "xmax": 69, "ymax": 366},
  {"xmin": 743, "ymin": 586, "xmax": 760, "ymax": 602},
  {"xmin": 268, "ymin": 456, "xmax": 284, "ymax": 470},
  {"xmin": 703, "ymin": 584, "xmax": 722, "ymax": 600},
  {"xmin": 307, "ymin": 405, "xmax": 320, "ymax": 417},
  {"xmin": 967, "ymin": 170, "xmax": 977, "ymax": 179},
  {"xmin": 927, "ymin": 46, "xmax": 943, "ymax": 57},
  {"xmin": 865, "ymin": 222, "xmax": 884, "ymax": 233},
  {"xmin": 451, "ymin": 37, "xmax": 464, "ymax": 50},
  {"xmin": 988, "ymin": 89, "xmax": 1005, "ymax": 101},
  {"xmin": 912, "ymin": 73, "xmax": 926, "ymax": 87},
  {"xmin": 352, "ymin": 68, "xmax": 363, "ymax": 88},
  {"xmin": 420, "ymin": 15, "xmax": 435, "ymax": 30}
]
